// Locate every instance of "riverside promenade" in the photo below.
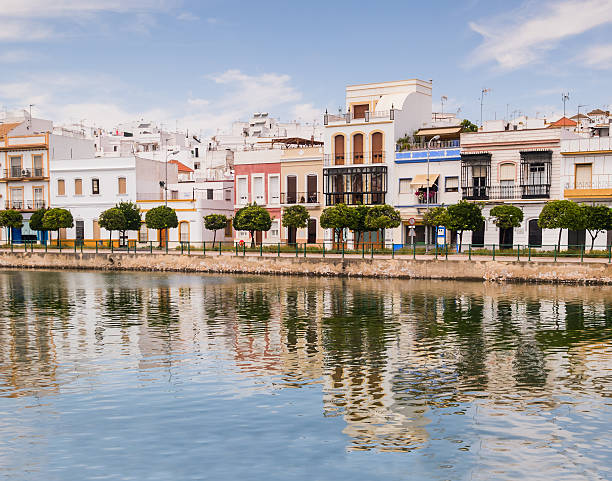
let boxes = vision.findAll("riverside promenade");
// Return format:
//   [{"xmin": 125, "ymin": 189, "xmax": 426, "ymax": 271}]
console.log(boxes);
[{"xmin": 2, "ymin": 245, "xmax": 612, "ymax": 284}]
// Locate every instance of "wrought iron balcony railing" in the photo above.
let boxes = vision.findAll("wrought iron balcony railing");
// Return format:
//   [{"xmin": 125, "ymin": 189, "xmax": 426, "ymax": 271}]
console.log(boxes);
[
  {"xmin": 3, "ymin": 168, "xmax": 45, "ymax": 179},
  {"xmin": 280, "ymin": 192, "xmax": 319, "ymax": 204},
  {"xmin": 5, "ymin": 200, "xmax": 46, "ymax": 211},
  {"xmin": 462, "ymin": 184, "xmax": 550, "ymax": 201}
]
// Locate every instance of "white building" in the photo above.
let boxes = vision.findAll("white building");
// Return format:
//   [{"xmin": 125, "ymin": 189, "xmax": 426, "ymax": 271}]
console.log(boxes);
[
  {"xmin": 561, "ymin": 134, "xmax": 612, "ymax": 246},
  {"xmin": 50, "ymin": 155, "xmax": 177, "ymax": 244},
  {"xmin": 322, "ymin": 79, "xmax": 433, "ymax": 247},
  {"xmin": 460, "ymin": 127, "xmax": 568, "ymax": 248}
]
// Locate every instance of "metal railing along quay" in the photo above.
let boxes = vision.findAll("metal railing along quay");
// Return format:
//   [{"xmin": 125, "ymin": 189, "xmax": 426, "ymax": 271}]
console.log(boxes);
[{"xmin": 3, "ymin": 240, "xmax": 612, "ymax": 263}]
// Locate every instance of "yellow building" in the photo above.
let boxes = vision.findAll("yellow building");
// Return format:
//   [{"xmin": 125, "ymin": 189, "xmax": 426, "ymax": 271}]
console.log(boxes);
[{"xmin": 279, "ymin": 143, "xmax": 324, "ymax": 244}]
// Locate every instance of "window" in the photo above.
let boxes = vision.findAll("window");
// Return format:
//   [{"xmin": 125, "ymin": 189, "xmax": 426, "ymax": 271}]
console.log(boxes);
[
  {"xmin": 270, "ymin": 220, "xmax": 279, "ymax": 237},
  {"xmin": 334, "ymin": 135, "xmax": 345, "ymax": 165},
  {"xmin": 194, "ymin": 147, "xmax": 199, "ymax": 158},
  {"xmin": 118, "ymin": 177, "xmax": 127, "ymax": 195},
  {"xmin": 399, "ymin": 178, "xmax": 412, "ymax": 194},
  {"xmin": 171, "ymin": 190, "xmax": 179, "ymax": 200},
  {"xmin": 445, "ymin": 176, "xmax": 459, "ymax": 192},
  {"xmin": 113, "ymin": 146, "xmax": 118, "ymax": 152},
  {"xmin": 237, "ymin": 177, "xmax": 248, "ymax": 204},
  {"xmin": 268, "ymin": 175, "xmax": 280, "ymax": 204},
  {"xmin": 93, "ymin": 220, "xmax": 101, "ymax": 239},
  {"xmin": 499, "ymin": 163, "xmax": 515, "ymax": 182},
  {"xmin": 352, "ymin": 134, "xmax": 364, "ymax": 164},
  {"xmin": 194, "ymin": 162, "xmax": 200, "ymax": 170},
  {"xmin": 225, "ymin": 188, "xmax": 231, "ymax": 202},
  {"xmin": 58, "ymin": 179, "xmax": 66, "ymax": 196},
  {"xmin": 92, "ymin": 178, "xmax": 100, "ymax": 195},
  {"xmin": 74, "ymin": 178, "xmax": 82, "ymax": 195},
  {"xmin": 575, "ymin": 164, "xmax": 592, "ymax": 189},
  {"xmin": 207, "ymin": 188, "xmax": 213, "ymax": 200},
  {"xmin": 139, "ymin": 223, "xmax": 148, "ymax": 242},
  {"xmin": 252, "ymin": 176, "xmax": 264, "ymax": 204},
  {"xmin": 9, "ymin": 156, "xmax": 21, "ymax": 177},
  {"xmin": 179, "ymin": 222, "xmax": 189, "ymax": 242},
  {"xmin": 224, "ymin": 219, "xmax": 232, "ymax": 237}
]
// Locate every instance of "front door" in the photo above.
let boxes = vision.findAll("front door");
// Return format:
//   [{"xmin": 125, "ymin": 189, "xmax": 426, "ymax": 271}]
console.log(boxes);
[
  {"xmin": 499, "ymin": 227, "xmax": 513, "ymax": 249},
  {"xmin": 255, "ymin": 230, "xmax": 262, "ymax": 246},
  {"xmin": 567, "ymin": 229, "xmax": 586, "ymax": 249},
  {"xmin": 528, "ymin": 219, "xmax": 542, "ymax": 247},
  {"xmin": 472, "ymin": 224, "xmax": 485, "ymax": 247},
  {"xmin": 158, "ymin": 228, "xmax": 167, "ymax": 247},
  {"xmin": 75, "ymin": 220, "xmax": 84, "ymax": 241},
  {"xmin": 307, "ymin": 219, "xmax": 317, "ymax": 244}
]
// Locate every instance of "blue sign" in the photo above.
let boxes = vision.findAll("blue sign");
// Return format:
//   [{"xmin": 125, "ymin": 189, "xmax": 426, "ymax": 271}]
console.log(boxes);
[{"xmin": 436, "ymin": 226, "xmax": 446, "ymax": 245}]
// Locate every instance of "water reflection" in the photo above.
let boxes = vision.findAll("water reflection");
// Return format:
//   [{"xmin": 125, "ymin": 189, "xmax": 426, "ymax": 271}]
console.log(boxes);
[{"xmin": 0, "ymin": 271, "xmax": 611, "ymax": 480}]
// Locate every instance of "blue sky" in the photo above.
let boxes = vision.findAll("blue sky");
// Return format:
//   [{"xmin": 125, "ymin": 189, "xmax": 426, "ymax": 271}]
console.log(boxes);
[{"xmin": 1, "ymin": 0, "xmax": 611, "ymax": 134}]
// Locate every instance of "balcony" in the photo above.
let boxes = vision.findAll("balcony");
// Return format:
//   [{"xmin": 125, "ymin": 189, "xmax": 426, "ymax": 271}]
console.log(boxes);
[
  {"xmin": 325, "ymin": 192, "xmax": 385, "ymax": 206},
  {"xmin": 564, "ymin": 181, "xmax": 612, "ymax": 199},
  {"xmin": 396, "ymin": 139, "xmax": 460, "ymax": 151},
  {"xmin": 280, "ymin": 192, "xmax": 320, "ymax": 205},
  {"xmin": 324, "ymin": 151, "xmax": 386, "ymax": 166},
  {"xmin": 323, "ymin": 110, "xmax": 394, "ymax": 125},
  {"xmin": 415, "ymin": 190, "xmax": 438, "ymax": 204},
  {"xmin": 462, "ymin": 184, "xmax": 551, "ymax": 201},
  {"xmin": 5, "ymin": 200, "xmax": 45, "ymax": 211},
  {"xmin": 2, "ymin": 167, "xmax": 45, "ymax": 180}
]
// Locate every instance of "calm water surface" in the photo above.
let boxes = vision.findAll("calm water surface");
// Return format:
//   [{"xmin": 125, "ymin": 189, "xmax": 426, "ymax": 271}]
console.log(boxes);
[{"xmin": 0, "ymin": 270, "xmax": 611, "ymax": 480}]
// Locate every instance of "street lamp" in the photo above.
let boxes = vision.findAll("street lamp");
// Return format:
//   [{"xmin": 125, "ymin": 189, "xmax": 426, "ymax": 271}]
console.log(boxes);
[{"xmin": 426, "ymin": 134, "xmax": 441, "ymax": 249}]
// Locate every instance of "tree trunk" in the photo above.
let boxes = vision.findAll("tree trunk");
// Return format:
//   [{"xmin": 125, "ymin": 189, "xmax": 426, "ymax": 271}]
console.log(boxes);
[
  {"xmin": 590, "ymin": 231, "xmax": 596, "ymax": 251},
  {"xmin": 159, "ymin": 229, "xmax": 163, "ymax": 248},
  {"xmin": 213, "ymin": 230, "xmax": 217, "ymax": 249},
  {"xmin": 458, "ymin": 231, "xmax": 463, "ymax": 251},
  {"xmin": 250, "ymin": 231, "xmax": 255, "ymax": 248},
  {"xmin": 558, "ymin": 228, "xmax": 562, "ymax": 251},
  {"xmin": 355, "ymin": 231, "xmax": 361, "ymax": 249}
]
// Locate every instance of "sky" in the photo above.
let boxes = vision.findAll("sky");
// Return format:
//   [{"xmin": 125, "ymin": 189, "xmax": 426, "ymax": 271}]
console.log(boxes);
[{"xmin": 0, "ymin": 0, "xmax": 611, "ymax": 135}]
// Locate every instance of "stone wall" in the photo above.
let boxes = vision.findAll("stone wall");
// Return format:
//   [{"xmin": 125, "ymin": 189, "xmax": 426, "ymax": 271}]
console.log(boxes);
[{"xmin": 1, "ymin": 252, "xmax": 612, "ymax": 284}]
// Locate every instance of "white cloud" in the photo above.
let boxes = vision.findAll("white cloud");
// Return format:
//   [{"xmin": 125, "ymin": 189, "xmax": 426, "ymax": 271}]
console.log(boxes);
[
  {"xmin": 291, "ymin": 103, "xmax": 321, "ymax": 122},
  {"xmin": 0, "ymin": 0, "xmax": 175, "ymax": 41},
  {"xmin": 177, "ymin": 12, "xmax": 199, "ymax": 21},
  {"xmin": 470, "ymin": 0, "xmax": 612, "ymax": 70},
  {"xmin": 582, "ymin": 44, "xmax": 612, "ymax": 69},
  {"xmin": 0, "ymin": 69, "xmax": 315, "ymax": 135},
  {"xmin": 0, "ymin": 49, "xmax": 34, "ymax": 63}
]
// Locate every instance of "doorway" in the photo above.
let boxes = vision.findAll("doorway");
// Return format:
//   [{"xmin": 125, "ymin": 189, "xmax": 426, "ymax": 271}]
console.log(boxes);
[
  {"xmin": 255, "ymin": 230, "xmax": 262, "ymax": 246},
  {"xmin": 567, "ymin": 229, "xmax": 585, "ymax": 249},
  {"xmin": 528, "ymin": 219, "xmax": 542, "ymax": 247},
  {"xmin": 307, "ymin": 219, "xmax": 316, "ymax": 244},
  {"xmin": 472, "ymin": 224, "xmax": 485, "ymax": 247},
  {"xmin": 499, "ymin": 227, "xmax": 513, "ymax": 249},
  {"xmin": 287, "ymin": 227, "xmax": 296, "ymax": 245}
]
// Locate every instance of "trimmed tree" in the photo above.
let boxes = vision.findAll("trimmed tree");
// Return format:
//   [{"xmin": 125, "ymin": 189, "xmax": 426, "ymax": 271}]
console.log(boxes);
[
  {"xmin": 42, "ymin": 208, "xmax": 73, "ymax": 245},
  {"xmin": 423, "ymin": 206, "xmax": 449, "ymax": 227},
  {"xmin": 29, "ymin": 207, "xmax": 48, "ymax": 234},
  {"xmin": 490, "ymin": 205, "xmax": 524, "ymax": 248},
  {"xmin": 99, "ymin": 207, "xmax": 127, "ymax": 246},
  {"xmin": 0, "ymin": 209, "xmax": 23, "ymax": 244},
  {"xmin": 538, "ymin": 200, "xmax": 581, "ymax": 250},
  {"xmin": 204, "ymin": 213, "xmax": 229, "ymax": 248},
  {"xmin": 320, "ymin": 203, "xmax": 355, "ymax": 246},
  {"xmin": 116, "ymin": 201, "xmax": 141, "ymax": 243},
  {"xmin": 233, "ymin": 203, "xmax": 272, "ymax": 247},
  {"xmin": 445, "ymin": 200, "xmax": 485, "ymax": 250},
  {"xmin": 364, "ymin": 204, "xmax": 401, "ymax": 247},
  {"xmin": 281, "ymin": 205, "xmax": 310, "ymax": 245},
  {"xmin": 581, "ymin": 204, "xmax": 612, "ymax": 250},
  {"xmin": 349, "ymin": 204, "xmax": 371, "ymax": 248},
  {"xmin": 145, "ymin": 205, "xmax": 179, "ymax": 247}
]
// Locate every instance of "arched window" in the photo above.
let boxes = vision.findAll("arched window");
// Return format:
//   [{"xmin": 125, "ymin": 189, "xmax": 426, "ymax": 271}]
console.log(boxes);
[
  {"xmin": 179, "ymin": 222, "xmax": 189, "ymax": 243},
  {"xmin": 353, "ymin": 133, "xmax": 364, "ymax": 164},
  {"xmin": 334, "ymin": 135, "xmax": 345, "ymax": 165},
  {"xmin": 371, "ymin": 132, "xmax": 383, "ymax": 163}
]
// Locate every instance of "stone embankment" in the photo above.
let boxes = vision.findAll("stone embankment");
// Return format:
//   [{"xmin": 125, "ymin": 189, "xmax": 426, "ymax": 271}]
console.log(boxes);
[{"xmin": 1, "ymin": 251, "xmax": 612, "ymax": 284}]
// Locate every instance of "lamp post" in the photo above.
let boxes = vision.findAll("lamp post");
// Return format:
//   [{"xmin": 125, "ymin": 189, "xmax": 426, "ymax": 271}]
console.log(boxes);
[{"xmin": 425, "ymin": 134, "xmax": 441, "ymax": 250}]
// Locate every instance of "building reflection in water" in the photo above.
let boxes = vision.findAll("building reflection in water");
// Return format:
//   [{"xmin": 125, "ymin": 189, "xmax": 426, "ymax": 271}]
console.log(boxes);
[{"xmin": 0, "ymin": 271, "xmax": 611, "ymax": 454}]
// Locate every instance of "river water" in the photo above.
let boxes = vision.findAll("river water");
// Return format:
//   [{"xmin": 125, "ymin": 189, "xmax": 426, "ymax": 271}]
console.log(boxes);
[{"xmin": 0, "ymin": 270, "xmax": 611, "ymax": 480}]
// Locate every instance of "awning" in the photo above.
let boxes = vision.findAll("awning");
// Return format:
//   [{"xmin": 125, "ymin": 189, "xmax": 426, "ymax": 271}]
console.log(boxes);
[
  {"xmin": 415, "ymin": 126, "xmax": 462, "ymax": 137},
  {"xmin": 410, "ymin": 173, "xmax": 439, "ymax": 188}
]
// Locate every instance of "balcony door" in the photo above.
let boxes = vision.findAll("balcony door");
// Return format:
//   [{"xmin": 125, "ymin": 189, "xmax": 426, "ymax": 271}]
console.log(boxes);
[
  {"xmin": 33, "ymin": 155, "xmax": 43, "ymax": 177},
  {"xmin": 307, "ymin": 218, "xmax": 317, "ymax": 244},
  {"xmin": 10, "ymin": 156, "xmax": 21, "ymax": 178},
  {"xmin": 33, "ymin": 187, "xmax": 44, "ymax": 209},
  {"xmin": 353, "ymin": 134, "xmax": 364, "ymax": 164},
  {"xmin": 286, "ymin": 176, "xmax": 297, "ymax": 204},
  {"xmin": 268, "ymin": 175, "xmax": 280, "ymax": 205},
  {"xmin": 472, "ymin": 165, "xmax": 488, "ymax": 199},
  {"xmin": 252, "ymin": 176, "xmax": 265, "ymax": 205},
  {"xmin": 334, "ymin": 135, "xmax": 345, "ymax": 165},
  {"xmin": 371, "ymin": 132, "xmax": 383, "ymax": 163},
  {"xmin": 307, "ymin": 175, "xmax": 317, "ymax": 203},
  {"xmin": 10, "ymin": 188, "xmax": 22, "ymax": 209}
]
